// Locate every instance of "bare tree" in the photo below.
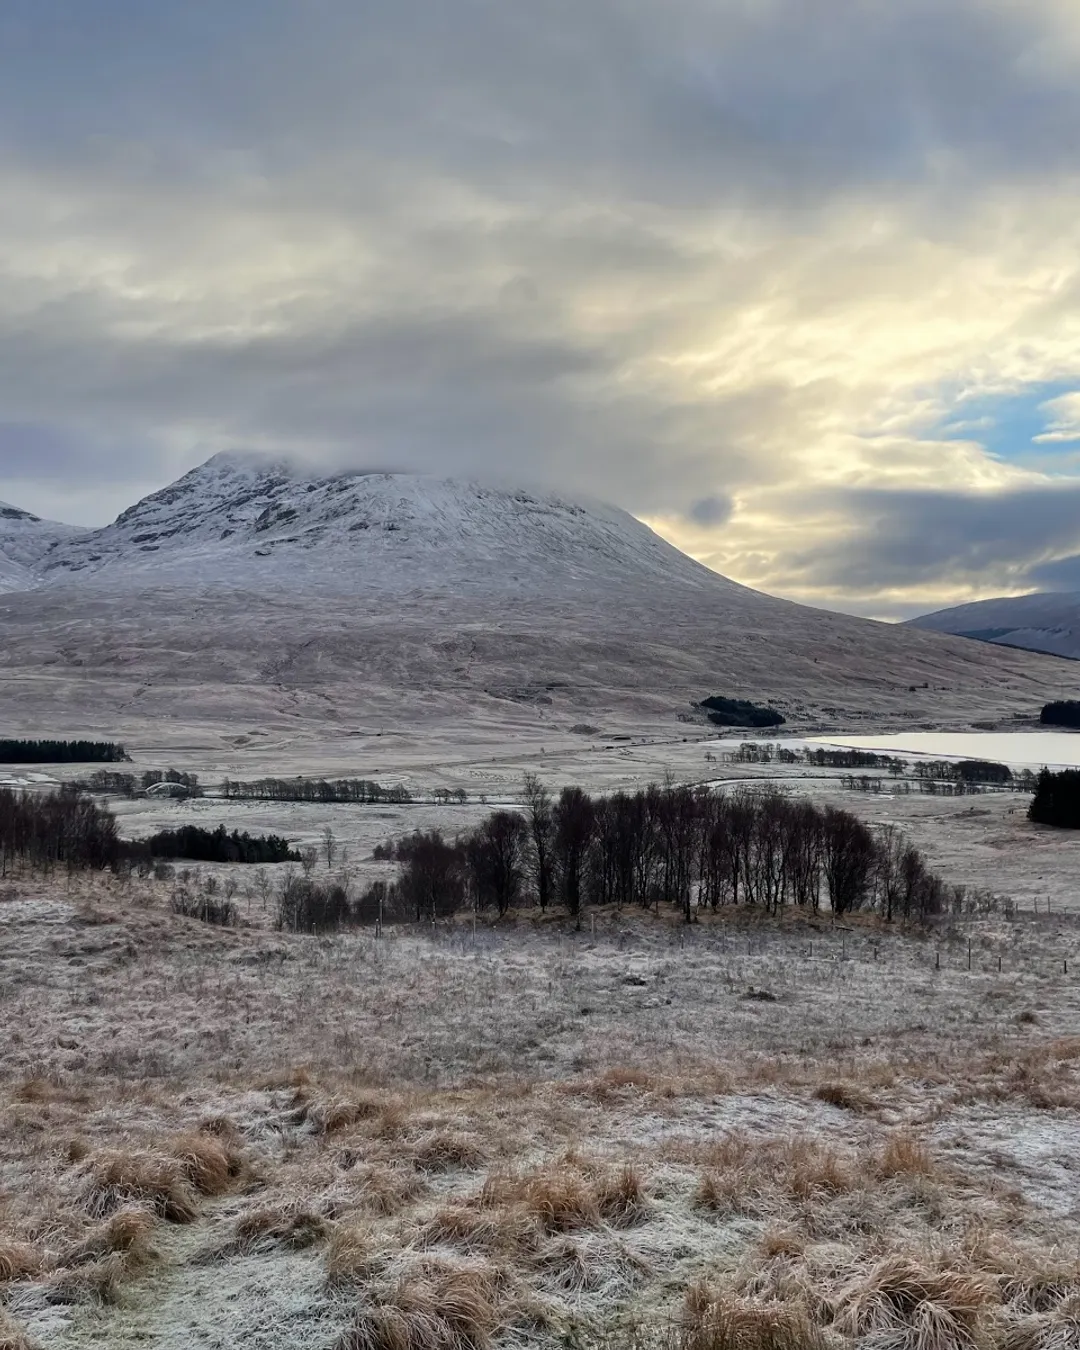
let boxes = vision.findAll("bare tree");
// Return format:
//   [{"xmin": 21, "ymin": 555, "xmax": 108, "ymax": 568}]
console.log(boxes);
[
  {"xmin": 322, "ymin": 825, "xmax": 337, "ymax": 871},
  {"xmin": 465, "ymin": 811, "xmax": 527, "ymax": 916},
  {"xmin": 553, "ymin": 786, "xmax": 595, "ymax": 927},
  {"xmin": 523, "ymin": 773, "xmax": 554, "ymax": 911}
]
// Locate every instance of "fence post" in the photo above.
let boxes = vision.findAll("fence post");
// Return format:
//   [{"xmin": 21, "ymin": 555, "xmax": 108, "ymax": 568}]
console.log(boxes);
[
  {"xmin": 935, "ymin": 949, "xmax": 940, "ymax": 970},
  {"xmin": 967, "ymin": 939, "xmax": 972, "ymax": 972}
]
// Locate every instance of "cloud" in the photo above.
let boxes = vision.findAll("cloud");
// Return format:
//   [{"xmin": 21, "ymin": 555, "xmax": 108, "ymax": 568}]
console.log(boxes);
[
  {"xmin": 2, "ymin": 0, "xmax": 1080, "ymax": 615},
  {"xmin": 1035, "ymin": 391, "xmax": 1080, "ymax": 443}
]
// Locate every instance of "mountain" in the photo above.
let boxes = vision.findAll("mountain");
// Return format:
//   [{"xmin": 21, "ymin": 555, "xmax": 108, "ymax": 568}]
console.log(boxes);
[
  {"xmin": 37, "ymin": 453, "xmax": 741, "ymax": 597},
  {"xmin": 0, "ymin": 501, "xmax": 85, "ymax": 593},
  {"xmin": 909, "ymin": 593, "xmax": 1080, "ymax": 661},
  {"xmin": 1, "ymin": 453, "xmax": 1077, "ymax": 745}
]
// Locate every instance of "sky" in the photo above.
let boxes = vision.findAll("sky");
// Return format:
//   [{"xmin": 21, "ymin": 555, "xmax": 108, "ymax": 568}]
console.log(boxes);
[{"xmin": 2, "ymin": 1, "xmax": 1080, "ymax": 619}]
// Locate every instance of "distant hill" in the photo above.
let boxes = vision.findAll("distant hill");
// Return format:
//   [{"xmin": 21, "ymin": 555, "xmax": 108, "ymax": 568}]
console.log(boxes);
[{"xmin": 908, "ymin": 592, "xmax": 1080, "ymax": 662}]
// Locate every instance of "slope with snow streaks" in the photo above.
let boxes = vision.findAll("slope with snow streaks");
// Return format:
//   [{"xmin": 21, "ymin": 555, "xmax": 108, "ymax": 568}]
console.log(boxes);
[{"xmin": 909, "ymin": 593, "xmax": 1080, "ymax": 661}]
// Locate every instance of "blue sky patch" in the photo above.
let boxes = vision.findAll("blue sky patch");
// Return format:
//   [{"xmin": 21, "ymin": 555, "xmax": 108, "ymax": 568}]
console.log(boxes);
[{"xmin": 934, "ymin": 382, "xmax": 1080, "ymax": 465}]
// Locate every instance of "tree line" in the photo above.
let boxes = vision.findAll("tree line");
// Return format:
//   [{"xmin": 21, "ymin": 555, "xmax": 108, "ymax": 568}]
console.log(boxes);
[
  {"xmin": 222, "ymin": 776, "xmax": 413, "ymax": 804},
  {"xmin": 0, "ymin": 739, "xmax": 129, "ymax": 764},
  {"xmin": 374, "ymin": 776, "xmax": 952, "ymax": 927},
  {"xmin": 143, "ymin": 824, "xmax": 300, "ymax": 865},
  {"xmin": 0, "ymin": 787, "xmax": 119, "ymax": 874},
  {"xmin": 75, "ymin": 769, "xmax": 203, "ymax": 797},
  {"xmin": 1029, "ymin": 768, "xmax": 1080, "ymax": 829},
  {"xmin": 722, "ymin": 743, "xmax": 1015, "ymax": 786},
  {"xmin": 0, "ymin": 788, "xmax": 297, "ymax": 873},
  {"xmin": 1041, "ymin": 701, "xmax": 1080, "ymax": 729}
]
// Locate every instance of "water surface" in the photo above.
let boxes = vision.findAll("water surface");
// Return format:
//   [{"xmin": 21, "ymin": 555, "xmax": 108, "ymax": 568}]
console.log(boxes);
[{"xmin": 804, "ymin": 731, "xmax": 1080, "ymax": 769}]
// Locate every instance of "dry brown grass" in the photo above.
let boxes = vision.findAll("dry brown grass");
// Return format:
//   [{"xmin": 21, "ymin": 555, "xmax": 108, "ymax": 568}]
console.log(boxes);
[
  {"xmin": 408, "ymin": 1130, "xmax": 488, "ymax": 1174},
  {"xmin": 297, "ymin": 1091, "xmax": 398, "ymax": 1135},
  {"xmin": 61, "ymin": 1207, "xmax": 158, "ymax": 1269},
  {"xmin": 0, "ymin": 1308, "xmax": 38, "ymax": 1350},
  {"xmin": 0, "ymin": 1238, "xmax": 44, "ymax": 1283},
  {"xmin": 416, "ymin": 1203, "xmax": 538, "ymax": 1258},
  {"xmin": 326, "ymin": 1224, "xmax": 379, "ymax": 1289},
  {"xmin": 813, "ymin": 1080, "xmax": 877, "ymax": 1113},
  {"xmin": 681, "ymin": 1281, "xmax": 827, "ymax": 1350},
  {"xmin": 232, "ymin": 1204, "xmax": 331, "ymax": 1254},
  {"xmin": 78, "ymin": 1130, "xmax": 247, "ymax": 1224},
  {"xmin": 79, "ymin": 1150, "xmax": 200, "ymax": 1224},
  {"xmin": 339, "ymin": 1163, "xmax": 430, "ymax": 1216},
  {"xmin": 877, "ymin": 1132, "xmax": 939, "ymax": 1180},
  {"xmin": 335, "ymin": 1260, "xmax": 501, "ymax": 1350},
  {"xmin": 520, "ymin": 1173, "xmax": 601, "ymax": 1234},
  {"xmin": 593, "ymin": 1164, "xmax": 651, "ymax": 1228},
  {"xmin": 831, "ymin": 1254, "xmax": 998, "ymax": 1350},
  {"xmin": 693, "ymin": 1135, "xmax": 859, "ymax": 1220},
  {"xmin": 169, "ymin": 1129, "xmax": 248, "ymax": 1196},
  {"xmin": 44, "ymin": 1253, "xmax": 127, "ymax": 1306}
]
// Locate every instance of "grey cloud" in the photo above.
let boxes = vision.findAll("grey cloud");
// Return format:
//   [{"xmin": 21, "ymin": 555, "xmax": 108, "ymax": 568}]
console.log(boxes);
[
  {"xmin": 767, "ymin": 483, "xmax": 1080, "ymax": 596},
  {"xmin": 686, "ymin": 494, "xmax": 734, "ymax": 527}
]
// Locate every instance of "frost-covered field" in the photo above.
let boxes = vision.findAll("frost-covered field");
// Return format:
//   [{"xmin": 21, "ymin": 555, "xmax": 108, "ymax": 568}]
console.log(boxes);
[
  {"xmin": 6, "ymin": 716, "xmax": 1080, "ymax": 1348},
  {"xmin": 3, "ymin": 875, "xmax": 1080, "ymax": 1349}
]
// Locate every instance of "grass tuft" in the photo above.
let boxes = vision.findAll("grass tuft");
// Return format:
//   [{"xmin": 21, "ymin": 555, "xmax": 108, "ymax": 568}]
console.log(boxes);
[
  {"xmin": 409, "ymin": 1131, "xmax": 487, "ymax": 1174},
  {"xmin": 0, "ymin": 1240, "xmax": 44, "ymax": 1283},
  {"xmin": 335, "ymin": 1261, "xmax": 500, "ymax": 1350},
  {"xmin": 168, "ymin": 1130, "xmax": 247, "ymax": 1196},
  {"xmin": 233, "ymin": 1205, "xmax": 331, "ymax": 1254},
  {"xmin": 681, "ymin": 1281, "xmax": 827, "ymax": 1350},
  {"xmin": 0, "ymin": 1308, "xmax": 39, "ymax": 1350},
  {"xmin": 813, "ymin": 1081, "xmax": 876, "ymax": 1113},
  {"xmin": 831, "ymin": 1254, "xmax": 997, "ymax": 1350}
]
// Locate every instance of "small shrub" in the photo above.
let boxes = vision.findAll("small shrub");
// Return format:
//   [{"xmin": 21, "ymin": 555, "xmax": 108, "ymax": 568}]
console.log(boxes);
[{"xmin": 170, "ymin": 889, "xmax": 237, "ymax": 927}]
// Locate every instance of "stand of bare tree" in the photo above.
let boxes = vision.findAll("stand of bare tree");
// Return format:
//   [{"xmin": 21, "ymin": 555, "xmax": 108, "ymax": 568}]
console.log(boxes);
[{"xmin": 380, "ymin": 782, "xmax": 951, "ymax": 927}]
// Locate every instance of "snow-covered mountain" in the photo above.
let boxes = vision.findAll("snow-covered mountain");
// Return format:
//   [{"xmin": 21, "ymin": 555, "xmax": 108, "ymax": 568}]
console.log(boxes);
[
  {"xmin": 1, "ymin": 452, "xmax": 1077, "ymax": 739},
  {"xmin": 38, "ymin": 453, "xmax": 740, "ymax": 597},
  {"xmin": 909, "ymin": 593, "xmax": 1080, "ymax": 661},
  {"xmin": 0, "ymin": 501, "xmax": 85, "ymax": 593}
]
